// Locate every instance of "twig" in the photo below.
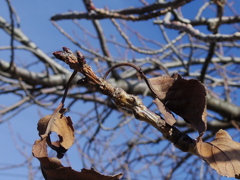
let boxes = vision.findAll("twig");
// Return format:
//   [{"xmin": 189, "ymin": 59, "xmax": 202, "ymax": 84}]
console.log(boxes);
[
  {"xmin": 103, "ymin": 62, "xmax": 158, "ymax": 99},
  {"xmin": 154, "ymin": 19, "xmax": 240, "ymax": 42},
  {"xmin": 5, "ymin": 0, "xmax": 15, "ymax": 70},
  {"xmin": 51, "ymin": 0, "xmax": 193, "ymax": 21},
  {"xmin": 199, "ymin": 42, "xmax": 216, "ymax": 83}
]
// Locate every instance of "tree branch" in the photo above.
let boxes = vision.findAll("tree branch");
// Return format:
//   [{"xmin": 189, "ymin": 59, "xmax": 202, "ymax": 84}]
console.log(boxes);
[
  {"xmin": 51, "ymin": 0, "xmax": 193, "ymax": 21},
  {"xmin": 0, "ymin": 17, "xmax": 70, "ymax": 74},
  {"xmin": 0, "ymin": 59, "xmax": 75, "ymax": 87},
  {"xmin": 53, "ymin": 47, "xmax": 198, "ymax": 155}
]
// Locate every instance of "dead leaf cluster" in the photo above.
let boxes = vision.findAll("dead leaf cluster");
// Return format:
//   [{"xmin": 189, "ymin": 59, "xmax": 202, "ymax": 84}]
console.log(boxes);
[
  {"xmin": 33, "ymin": 105, "xmax": 122, "ymax": 180},
  {"xmin": 102, "ymin": 62, "xmax": 240, "ymax": 179},
  {"xmin": 31, "ymin": 47, "xmax": 240, "ymax": 179},
  {"xmin": 148, "ymin": 73, "xmax": 240, "ymax": 178}
]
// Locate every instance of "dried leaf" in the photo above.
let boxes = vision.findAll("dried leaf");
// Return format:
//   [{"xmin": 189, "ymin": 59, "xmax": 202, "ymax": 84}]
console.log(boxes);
[
  {"xmin": 153, "ymin": 98, "xmax": 176, "ymax": 126},
  {"xmin": 149, "ymin": 73, "xmax": 207, "ymax": 134},
  {"xmin": 40, "ymin": 160, "xmax": 123, "ymax": 180},
  {"xmin": 32, "ymin": 139, "xmax": 123, "ymax": 180},
  {"xmin": 197, "ymin": 129, "xmax": 240, "ymax": 178},
  {"xmin": 41, "ymin": 165, "xmax": 122, "ymax": 180},
  {"xmin": 149, "ymin": 74, "xmax": 176, "ymax": 100},
  {"xmin": 32, "ymin": 138, "xmax": 48, "ymax": 158},
  {"xmin": 37, "ymin": 111, "xmax": 74, "ymax": 158}
]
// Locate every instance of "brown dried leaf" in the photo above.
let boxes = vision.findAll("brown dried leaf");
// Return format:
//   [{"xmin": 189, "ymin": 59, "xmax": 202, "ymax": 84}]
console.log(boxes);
[
  {"xmin": 37, "ymin": 115, "xmax": 51, "ymax": 136},
  {"xmin": 41, "ymin": 160, "xmax": 123, "ymax": 180},
  {"xmin": 197, "ymin": 129, "xmax": 240, "ymax": 179},
  {"xmin": 153, "ymin": 98, "xmax": 176, "ymax": 126},
  {"xmin": 149, "ymin": 73, "xmax": 207, "ymax": 134},
  {"xmin": 32, "ymin": 138, "xmax": 48, "ymax": 158},
  {"xmin": 149, "ymin": 74, "xmax": 176, "ymax": 100},
  {"xmin": 32, "ymin": 139, "xmax": 123, "ymax": 180},
  {"xmin": 41, "ymin": 165, "xmax": 122, "ymax": 180},
  {"xmin": 37, "ymin": 111, "xmax": 74, "ymax": 158}
]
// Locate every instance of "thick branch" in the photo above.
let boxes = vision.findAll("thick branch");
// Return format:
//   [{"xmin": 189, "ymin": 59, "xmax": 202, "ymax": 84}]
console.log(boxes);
[
  {"xmin": 154, "ymin": 19, "xmax": 240, "ymax": 42},
  {"xmin": 0, "ymin": 17, "xmax": 70, "ymax": 74},
  {"xmin": 0, "ymin": 59, "xmax": 75, "ymax": 87},
  {"xmin": 51, "ymin": 0, "xmax": 193, "ymax": 21},
  {"xmin": 207, "ymin": 95, "xmax": 240, "ymax": 120}
]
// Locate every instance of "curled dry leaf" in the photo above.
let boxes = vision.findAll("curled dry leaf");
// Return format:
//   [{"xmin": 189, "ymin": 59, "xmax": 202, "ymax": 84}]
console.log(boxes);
[
  {"xmin": 32, "ymin": 138, "xmax": 123, "ymax": 180},
  {"xmin": 41, "ymin": 160, "xmax": 123, "ymax": 180},
  {"xmin": 149, "ymin": 73, "xmax": 207, "ymax": 134},
  {"xmin": 37, "ymin": 110, "xmax": 74, "ymax": 158},
  {"xmin": 32, "ymin": 137, "xmax": 48, "ymax": 158},
  {"xmin": 197, "ymin": 129, "xmax": 240, "ymax": 179}
]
